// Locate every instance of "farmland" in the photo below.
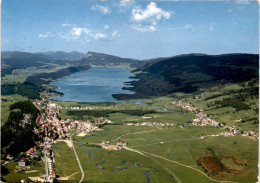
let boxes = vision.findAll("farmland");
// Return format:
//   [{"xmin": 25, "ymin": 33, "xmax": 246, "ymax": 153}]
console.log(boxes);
[{"xmin": 52, "ymin": 82, "xmax": 258, "ymax": 182}]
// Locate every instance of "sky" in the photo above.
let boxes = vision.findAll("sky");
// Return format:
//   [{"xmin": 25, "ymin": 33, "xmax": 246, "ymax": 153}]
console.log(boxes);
[{"xmin": 1, "ymin": 0, "xmax": 259, "ymax": 59}]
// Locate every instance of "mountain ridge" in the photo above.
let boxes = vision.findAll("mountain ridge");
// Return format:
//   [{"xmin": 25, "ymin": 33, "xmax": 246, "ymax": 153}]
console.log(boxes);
[{"xmin": 114, "ymin": 53, "xmax": 259, "ymax": 100}]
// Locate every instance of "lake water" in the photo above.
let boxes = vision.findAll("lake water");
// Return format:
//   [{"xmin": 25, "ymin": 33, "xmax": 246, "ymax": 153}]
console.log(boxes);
[{"xmin": 51, "ymin": 67, "xmax": 135, "ymax": 102}]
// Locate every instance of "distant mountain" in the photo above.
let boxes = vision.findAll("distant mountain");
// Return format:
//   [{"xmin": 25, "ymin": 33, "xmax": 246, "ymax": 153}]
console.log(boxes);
[
  {"xmin": 114, "ymin": 53, "xmax": 259, "ymax": 99},
  {"xmin": 38, "ymin": 51, "xmax": 85, "ymax": 61},
  {"xmin": 78, "ymin": 51, "xmax": 144, "ymax": 68},
  {"xmin": 1, "ymin": 51, "xmax": 52, "ymax": 76}
]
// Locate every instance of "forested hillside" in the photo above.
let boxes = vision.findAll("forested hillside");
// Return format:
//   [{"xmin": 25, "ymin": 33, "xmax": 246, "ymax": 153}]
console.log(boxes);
[{"xmin": 114, "ymin": 53, "xmax": 259, "ymax": 99}]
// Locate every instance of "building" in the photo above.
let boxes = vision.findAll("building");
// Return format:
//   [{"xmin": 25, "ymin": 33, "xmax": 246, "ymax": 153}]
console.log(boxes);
[{"xmin": 18, "ymin": 157, "xmax": 28, "ymax": 167}]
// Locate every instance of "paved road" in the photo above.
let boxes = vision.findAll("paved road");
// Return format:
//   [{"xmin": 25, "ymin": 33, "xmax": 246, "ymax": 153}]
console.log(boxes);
[
  {"xmin": 43, "ymin": 146, "xmax": 49, "ymax": 182},
  {"xmin": 70, "ymin": 132, "xmax": 85, "ymax": 183}
]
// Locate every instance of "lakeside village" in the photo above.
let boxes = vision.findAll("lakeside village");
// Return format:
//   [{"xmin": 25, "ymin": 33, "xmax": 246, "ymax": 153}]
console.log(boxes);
[
  {"xmin": 2, "ymin": 98, "xmax": 258, "ymax": 182},
  {"xmin": 1, "ymin": 99, "xmax": 125, "ymax": 183}
]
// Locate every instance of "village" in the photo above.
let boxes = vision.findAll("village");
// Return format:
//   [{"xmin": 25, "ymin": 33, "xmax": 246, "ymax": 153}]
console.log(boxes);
[
  {"xmin": 1, "ymin": 98, "xmax": 108, "ymax": 183},
  {"xmin": 1, "ymin": 98, "xmax": 257, "ymax": 183},
  {"xmin": 171, "ymin": 100, "xmax": 259, "ymax": 140}
]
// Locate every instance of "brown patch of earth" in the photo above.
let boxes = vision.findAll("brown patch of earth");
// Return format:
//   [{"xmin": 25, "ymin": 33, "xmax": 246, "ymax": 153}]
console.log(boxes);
[
  {"xmin": 198, "ymin": 157, "xmax": 221, "ymax": 175},
  {"xmin": 221, "ymin": 156, "xmax": 245, "ymax": 174},
  {"xmin": 222, "ymin": 155, "xmax": 244, "ymax": 166}
]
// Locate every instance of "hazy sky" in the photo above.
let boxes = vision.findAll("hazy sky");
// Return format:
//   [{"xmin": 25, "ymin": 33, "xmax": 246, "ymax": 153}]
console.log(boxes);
[{"xmin": 2, "ymin": 0, "xmax": 259, "ymax": 59}]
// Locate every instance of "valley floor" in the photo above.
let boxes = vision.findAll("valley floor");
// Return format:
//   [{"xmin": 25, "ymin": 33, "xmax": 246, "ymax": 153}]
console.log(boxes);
[{"xmin": 1, "ymin": 82, "xmax": 258, "ymax": 183}]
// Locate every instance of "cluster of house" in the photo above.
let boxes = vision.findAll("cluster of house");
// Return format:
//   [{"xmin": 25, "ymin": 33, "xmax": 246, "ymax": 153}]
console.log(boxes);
[
  {"xmin": 172, "ymin": 100, "xmax": 199, "ymax": 113},
  {"xmin": 60, "ymin": 106, "xmax": 113, "ymax": 110},
  {"xmin": 100, "ymin": 140, "xmax": 127, "ymax": 151},
  {"xmin": 172, "ymin": 100, "xmax": 223, "ymax": 127},
  {"xmin": 193, "ymin": 112, "xmax": 223, "ymax": 127},
  {"xmin": 18, "ymin": 146, "xmax": 40, "ymax": 168},
  {"xmin": 127, "ymin": 122, "xmax": 175, "ymax": 127},
  {"xmin": 33, "ymin": 100, "xmax": 99, "ymax": 140},
  {"xmin": 25, "ymin": 146, "xmax": 40, "ymax": 159},
  {"xmin": 200, "ymin": 132, "xmax": 237, "ymax": 139},
  {"xmin": 31, "ymin": 99, "xmax": 102, "ymax": 182},
  {"xmin": 46, "ymin": 145, "xmax": 57, "ymax": 181},
  {"xmin": 76, "ymin": 121, "xmax": 100, "ymax": 136},
  {"xmin": 242, "ymin": 130, "xmax": 258, "ymax": 140},
  {"xmin": 172, "ymin": 100, "xmax": 259, "ymax": 140}
]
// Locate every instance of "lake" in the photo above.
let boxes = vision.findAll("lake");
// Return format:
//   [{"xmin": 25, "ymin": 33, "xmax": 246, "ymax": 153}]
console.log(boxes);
[{"xmin": 51, "ymin": 67, "xmax": 135, "ymax": 102}]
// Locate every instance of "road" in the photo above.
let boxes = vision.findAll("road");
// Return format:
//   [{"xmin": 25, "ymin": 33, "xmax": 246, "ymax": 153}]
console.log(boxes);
[
  {"xmin": 43, "ymin": 145, "xmax": 49, "ymax": 182},
  {"xmin": 70, "ymin": 132, "xmax": 85, "ymax": 183},
  {"xmin": 123, "ymin": 146, "xmax": 236, "ymax": 183}
]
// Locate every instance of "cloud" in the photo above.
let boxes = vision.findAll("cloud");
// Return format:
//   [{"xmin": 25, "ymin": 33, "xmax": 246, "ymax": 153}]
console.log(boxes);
[
  {"xmin": 234, "ymin": 0, "xmax": 250, "ymax": 4},
  {"xmin": 112, "ymin": 31, "xmax": 121, "ymax": 37},
  {"xmin": 71, "ymin": 27, "xmax": 91, "ymax": 36},
  {"xmin": 59, "ymin": 27, "xmax": 108, "ymax": 41},
  {"xmin": 226, "ymin": 9, "xmax": 233, "ymax": 13},
  {"xmin": 184, "ymin": 24, "xmax": 192, "ymax": 30},
  {"xmin": 91, "ymin": 5, "xmax": 111, "ymax": 14},
  {"xmin": 131, "ymin": 2, "xmax": 172, "ymax": 32},
  {"xmin": 132, "ymin": 2, "xmax": 171, "ymax": 22},
  {"xmin": 131, "ymin": 24, "xmax": 156, "ymax": 32},
  {"xmin": 39, "ymin": 32, "xmax": 55, "ymax": 38},
  {"xmin": 39, "ymin": 34, "xmax": 49, "ymax": 38},
  {"xmin": 104, "ymin": 25, "xmax": 110, "ymax": 30},
  {"xmin": 93, "ymin": 33, "xmax": 107, "ymax": 40},
  {"xmin": 62, "ymin": 24, "xmax": 73, "ymax": 27},
  {"xmin": 120, "ymin": 0, "xmax": 134, "ymax": 7}
]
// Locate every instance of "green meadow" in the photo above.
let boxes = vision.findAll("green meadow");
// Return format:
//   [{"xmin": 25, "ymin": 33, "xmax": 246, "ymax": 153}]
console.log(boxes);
[
  {"xmin": 1, "ymin": 94, "xmax": 28, "ymax": 126},
  {"xmin": 52, "ymin": 141, "xmax": 81, "ymax": 180},
  {"xmin": 53, "ymin": 85, "xmax": 258, "ymax": 183}
]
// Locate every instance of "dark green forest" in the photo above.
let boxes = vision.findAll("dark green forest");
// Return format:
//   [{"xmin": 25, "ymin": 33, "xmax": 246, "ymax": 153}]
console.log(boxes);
[
  {"xmin": 1, "ymin": 101, "xmax": 40, "ymax": 157},
  {"xmin": 114, "ymin": 53, "xmax": 259, "ymax": 100}
]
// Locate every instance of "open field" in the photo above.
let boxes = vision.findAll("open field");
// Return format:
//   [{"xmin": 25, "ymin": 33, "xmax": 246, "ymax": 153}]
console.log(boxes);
[
  {"xmin": 71, "ymin": 124, "xmax": 257, "ymax": 182},
  {"xmin": 1, "ymin": 94, "xmax": 28, "ymax": 126},
  {"xmin": 53, "ymin": 88, "xmax": 258, "ymax": 182},
  {"xmin": 52, "ymin": 141, "xmax": 81, "ymax": 181}
]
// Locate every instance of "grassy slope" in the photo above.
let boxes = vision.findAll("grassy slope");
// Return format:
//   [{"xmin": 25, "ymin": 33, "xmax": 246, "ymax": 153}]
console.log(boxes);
[
  {"xmin": 52, "ymin": 141, "xmax": 81, "ymax": 180},
  {"xmin": 53, "ymin": 92, "xmax": 258, "ymax": 182},
  {"xmin": 172, "ymin": 83, "xmax": 259, "ymax": 132},
  {"xmin": 1, "ymin": 94, "xmax": 28, "ymax": 126}
]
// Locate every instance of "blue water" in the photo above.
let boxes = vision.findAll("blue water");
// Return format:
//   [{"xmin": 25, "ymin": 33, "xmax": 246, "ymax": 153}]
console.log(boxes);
[
  {"xmin": 144, "ymin": 169, "xmax": 154, "ymax": 183},
  {"xmin": 51, "ymin": 67, "xmax": 136, "ymax": 102},
  {"xmin": 116, "ymin": 161, "xmax": 154, "ymax": 183},
  {"xmin": 97, "ymin": 159, "xmax": 107, "ymax": 169},
  {"xmin": 79, "ymin": 145, "xmax": 93, "ymax": 158},
  {"xmin": 122, "ymin": 161, "xmax": 138, "ymax": 167}
]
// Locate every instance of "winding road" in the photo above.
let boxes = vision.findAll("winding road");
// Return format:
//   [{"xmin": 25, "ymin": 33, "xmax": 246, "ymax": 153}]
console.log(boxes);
[
  {"xmin": 70, "ymin": 132, "xmax": 85, "ymax": 183},
  {"xmin": 123, "ymin": 146, "xmax": 237, "ymax": 183}
]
